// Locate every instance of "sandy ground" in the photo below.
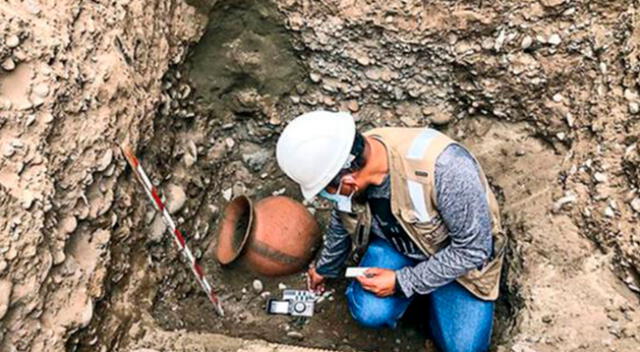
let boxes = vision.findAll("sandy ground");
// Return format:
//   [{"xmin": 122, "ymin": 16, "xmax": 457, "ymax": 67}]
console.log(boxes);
[{"xmin": 1, "ymin": 0, "xmax": 639, "ymax": 351}]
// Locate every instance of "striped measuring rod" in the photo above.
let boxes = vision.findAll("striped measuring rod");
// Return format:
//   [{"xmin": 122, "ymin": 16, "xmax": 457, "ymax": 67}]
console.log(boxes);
[{"xmin": 120, "ymin": 144, "xmax": 224, "ymax": 316}]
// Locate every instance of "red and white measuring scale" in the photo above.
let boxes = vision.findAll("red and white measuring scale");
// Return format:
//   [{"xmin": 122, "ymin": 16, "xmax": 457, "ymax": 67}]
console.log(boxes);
[{"xmin": 121, "ymin": 145, "xmax": 224, "ymax": 316}]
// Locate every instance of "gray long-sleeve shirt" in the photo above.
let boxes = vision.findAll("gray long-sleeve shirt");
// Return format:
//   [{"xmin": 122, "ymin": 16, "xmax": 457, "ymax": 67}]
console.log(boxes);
[{"xmin": 315, "ymin": 144, "xmax": 493, "ymax": 298}]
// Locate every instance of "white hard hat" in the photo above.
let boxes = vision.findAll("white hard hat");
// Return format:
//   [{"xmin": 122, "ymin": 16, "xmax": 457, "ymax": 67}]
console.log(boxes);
[{"xmin": 276, "ymin": 110, "xmax": 356, "ymax": 200}]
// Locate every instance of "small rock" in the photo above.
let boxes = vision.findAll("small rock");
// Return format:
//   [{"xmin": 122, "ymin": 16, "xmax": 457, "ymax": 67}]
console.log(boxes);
[
  {"xmin": 10, "ymin": 139, "xmax": 23, "ymax": 149},
  {"xmin": 43, "ymin": 113, "xmax": 54, "ymax": 124},
  {"xmin": 346, "ymin": 100, "xmax": 359, "ymax": 112},
  {"xmin": 3, "ymin": 144, "xmax": 15, "ymax": 157},
  {"xmin": 624, "ymin": 88, "xmax": 638, "ymax": 101},
  {"xmin": 225, "ymin": 138, "xmax": 235, "ymax": 149},
  {"xmin": 166, "ymin": 184, "xmax": 186, "ymax": 214},
  {"xmin": 33, "ymin": 83, "xmax": 50, "ymax": 98},
  {"xmin": 541, "ymin": 0, "xmax": 565, "ymax": 7},
  {"xmin": 278, "ymin": 283, "xmax": 287, "ymax": 290},
  {"xmin": 21, "ymin": 196, "xmax": 34, "ymax": 210},
  {"xmin": 53, "ymin": 249, "xmax": 66, "ymax": 265},
  {"xmin": 593, "ymin": 172, "xmax": 608, "ymax": 183},
  {"xmin": 552, "ymin": 93, "xmax": 563, "ymax": 102},
  {"xmin": 148, "ymin": 215, "xmax": 166, "ymax": 242},
  {"xmin": 241, "ymin": 147, "xmax": 270, "ymax": 172},
  {"xmin": 521, "ymin": 35, "xmax": 533, "ymax": 50},
  {"xmin": 309, "ymin": 72, "xmax": 322, "ymax": 83},
  {"xmin": 260, "ymin": 291, "xmax": 271, "ymax": 299},
  {"xmin": 25, "ymin": 0, "xmax": 41, "ymax": 14},
  {"xmin": 428, "ymin": 111, "xmax": 453, "ymax": 125},
  {"xmin": 356, "ymin": 54, "xmax": 370, "ymax": 66},
  {"xmin": 629, "ymin": 102, "xmax": 639, "ymax": 115},
  {"xmin": 222, "ymin": 188, "xmax": 233, "ymax": 201},
  {"xmin": 604, "ymin": 206, "xmax": 615, "ymax": 218},
  {"xmin": 184, "ymin": 140, "xmax": 197, "ymax": 167},
  {"xmin": 180, "ymin": 84, "xmax": 192, "ymax": 99},
  {"xmin": 272, "ymin": 187, "xmax": 286, "ymax": 196},
  {"xmin": 97, "ymin": 149, "xmax": 113, "ymax": 172},
  {"xmin": 232, "ymin": 182, "xmax": 246, "ymax": 197},
  {"xmin": 1, "ymin": 58, "xmax": 15, "ymax": 71},
  {"xmin": 364, "ymin": 67, "xmax": 381, "ymax": 81},
  {"xmin": 61, "ymin": 216, "xmax": 78, "ymax": 234},
  {"xmin": 6, "ymin": 35, "xmax": 20, "ymax": 48},
  {"xmin": 630, "ymin": 197, "xmax": 640, "ymax": 213},
  {"xmin": 400, "ymin": 115, "xmax": 418, "ymax": 127},
  {"xmin": 0, "ymin": 280, "xmax": 12, "ymax": 320},
  {"xmin": 494, "ymin": 30, "xmax": 506, "ymax": 51},
  {"xmin": 566, "ymin": 113, "xmax": 574, "ymax": 127},
  {"xmin": 553, "ymin": 193, "xmax": 576, "ymax": 212},
  {"xmin": 286, "ymin": 331, "xmax": 304, "ymax": 340},
  {"xmin": 208, "ymin": 140, "xmax": 226, "ymax": 160},
  {"xmin": 511, "ymin": 342, "xmax": 537, "ymax": 352},
  {"xmin": 208, "ymin": 204, "xmax": 220, "ymax": 218},
  {"xmin": 184, "ymin": 152, "xmax": 196, "ymax": 168},
  {"xmin": 599, "ymin": 62, "xmax": 608, "ymax": 75},
  {"xmin": 26, "ymin": 114, "xmax": 36, "ymax": 126},
  {"xmin": 548, "ymin": 34, "xmax": 562, "ymax": 46},
  {"xmin": 252, "ymin": 279, "xmax": 264, "ymax": 293}
]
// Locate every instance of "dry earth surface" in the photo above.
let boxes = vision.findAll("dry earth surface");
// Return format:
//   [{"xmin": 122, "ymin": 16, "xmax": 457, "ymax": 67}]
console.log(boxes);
[{"xmin": 1, "ymin": 0, "xmax": 639, "ymax": 351}]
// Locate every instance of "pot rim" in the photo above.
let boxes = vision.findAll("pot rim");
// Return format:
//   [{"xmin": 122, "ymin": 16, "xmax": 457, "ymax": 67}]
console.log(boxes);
[{"xmin": 215, "ymin": 195, "xmax": 254, "ymax": 265}]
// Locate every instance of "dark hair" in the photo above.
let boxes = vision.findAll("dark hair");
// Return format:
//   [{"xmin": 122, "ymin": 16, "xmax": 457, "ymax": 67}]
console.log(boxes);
[{"xmin": 327, "ymin": 132, "xmax": 366, "ymax": 188}]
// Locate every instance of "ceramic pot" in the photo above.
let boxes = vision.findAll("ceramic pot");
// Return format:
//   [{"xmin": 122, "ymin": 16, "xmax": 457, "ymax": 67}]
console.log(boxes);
[{"xmin": 215, "ymin": 195, "xmax": 321, "ymax": 276}]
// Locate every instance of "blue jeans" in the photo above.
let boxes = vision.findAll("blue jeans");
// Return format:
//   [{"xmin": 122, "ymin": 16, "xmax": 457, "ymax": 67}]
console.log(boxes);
[{"xmin": 346, "ymin": 239, "xmax": 494, "ymax": 352}]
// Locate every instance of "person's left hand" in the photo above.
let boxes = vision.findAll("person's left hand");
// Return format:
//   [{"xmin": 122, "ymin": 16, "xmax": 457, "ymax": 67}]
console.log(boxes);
[{"xmin": 356, "ymin": 268, "xmax": 397, "ymax": 297}]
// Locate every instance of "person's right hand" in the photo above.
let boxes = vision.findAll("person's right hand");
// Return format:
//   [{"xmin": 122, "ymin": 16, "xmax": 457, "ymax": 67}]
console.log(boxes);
[{"xmin": 307, "ymin": 265, "xmax": 326, "ymax": 293}]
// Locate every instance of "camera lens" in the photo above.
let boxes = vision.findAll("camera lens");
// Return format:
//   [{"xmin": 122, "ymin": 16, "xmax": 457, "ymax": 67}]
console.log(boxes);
[{"xmin": 293, "ymin": 302, "xmax": 306, "ymax": 313}]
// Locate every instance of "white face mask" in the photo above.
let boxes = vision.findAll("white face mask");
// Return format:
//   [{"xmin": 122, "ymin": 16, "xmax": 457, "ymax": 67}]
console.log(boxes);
[{"xmin": 319, "ymin": 180, "xmax": 355, "ymax": 213}]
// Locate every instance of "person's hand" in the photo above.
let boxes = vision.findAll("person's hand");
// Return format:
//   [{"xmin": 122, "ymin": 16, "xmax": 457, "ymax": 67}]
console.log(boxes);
[
  {"xmin": 307, "ymin": 265, "xmax": 326, "ymax": 293},
  {"xmin": 356, "ymin": 268, "xmax": 396, "ymax": 297}
]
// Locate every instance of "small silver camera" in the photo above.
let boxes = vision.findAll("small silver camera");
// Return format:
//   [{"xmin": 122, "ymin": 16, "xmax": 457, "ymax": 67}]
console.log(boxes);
[{"xmin": 266, "ymin": 289, "xmax": 315, "ymax": 317}]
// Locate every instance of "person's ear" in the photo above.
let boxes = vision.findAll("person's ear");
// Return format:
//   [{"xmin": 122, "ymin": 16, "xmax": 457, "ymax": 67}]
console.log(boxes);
[
  {"xmin": 342, "ymin": 174, "xmax": 359, "ymax": 192},
  {"xmin": 342, "ymin": 174, "xmax": 357, "ymax": 185}
]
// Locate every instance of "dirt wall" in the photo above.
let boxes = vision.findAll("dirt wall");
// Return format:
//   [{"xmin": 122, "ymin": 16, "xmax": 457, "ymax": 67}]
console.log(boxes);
[{"xmin": 0, "ymin": 0, "xmax": 206, "ymax": 350}]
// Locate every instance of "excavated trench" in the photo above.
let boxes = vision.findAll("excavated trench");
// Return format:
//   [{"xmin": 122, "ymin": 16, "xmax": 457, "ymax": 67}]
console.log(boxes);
[{"xmin": 69, "ymin": 1, "xmax": 531, "ymax": 351}]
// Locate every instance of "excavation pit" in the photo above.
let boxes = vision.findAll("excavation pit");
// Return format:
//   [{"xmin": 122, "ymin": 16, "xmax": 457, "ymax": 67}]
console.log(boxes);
[
  {"xmin": 6, "ymin": 0, "xmax": 640, "ymax": 351},
  {"xmin": 70, "ymin": 1, "xmax": 529, "ymax": 351}
]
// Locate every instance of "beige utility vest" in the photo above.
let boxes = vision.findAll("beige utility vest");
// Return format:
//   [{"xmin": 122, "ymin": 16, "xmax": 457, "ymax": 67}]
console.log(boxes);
[{"xmin": 338, "ymin": 127, "xmax": 506, "ymax": 301}]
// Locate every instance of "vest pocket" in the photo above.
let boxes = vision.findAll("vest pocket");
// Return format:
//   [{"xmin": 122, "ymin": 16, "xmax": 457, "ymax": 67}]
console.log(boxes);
[
  {"xmin": 407, "ymin": 216, "xmax": 450, "ymax": 252},
  {"xmin": 461, "ymin": 253, "xmax": 503, "ymax": 298}
]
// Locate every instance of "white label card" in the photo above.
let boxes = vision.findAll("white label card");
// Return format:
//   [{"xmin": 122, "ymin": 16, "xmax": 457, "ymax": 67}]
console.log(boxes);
[{"xmin": 345, "ymin": 267, "xmax": 371, "ymax": 278}]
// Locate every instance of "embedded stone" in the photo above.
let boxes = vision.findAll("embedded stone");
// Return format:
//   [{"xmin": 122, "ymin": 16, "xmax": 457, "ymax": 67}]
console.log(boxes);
[
  {"xmin": 521, "ymin": 35, "xmax": 533, "ymax": 50},
  {"xmin": 1, "ymin": 58, "xmax": 15, "ymax": 71},
  {"xmin": 6, "ymin": 35, "xmax": 20, "ymax": 48},
  {"xmin": 0, "ymin": 280, "xmax": 11, "ymax": 320},
  {"xmin": 166, "ymin": 184, "xmax": 186, "ymax": 214}
]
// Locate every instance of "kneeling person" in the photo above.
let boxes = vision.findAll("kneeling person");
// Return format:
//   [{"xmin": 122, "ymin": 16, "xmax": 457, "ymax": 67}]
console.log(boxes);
[{"xmin": 276, "ymin": 111, "xmax": 506, "ymax": 352}]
